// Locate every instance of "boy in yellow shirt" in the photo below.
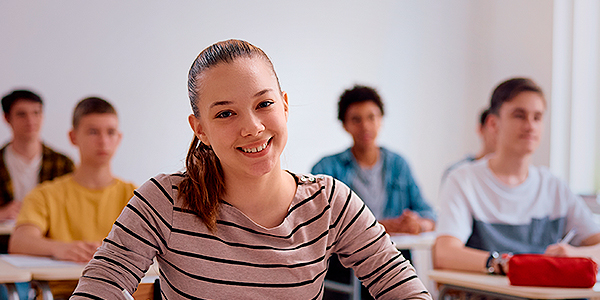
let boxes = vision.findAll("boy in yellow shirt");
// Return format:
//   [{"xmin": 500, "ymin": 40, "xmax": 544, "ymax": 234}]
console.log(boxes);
[{"xmin": 9, "ymin": 97, "xmax": 135, "ymax": 263}]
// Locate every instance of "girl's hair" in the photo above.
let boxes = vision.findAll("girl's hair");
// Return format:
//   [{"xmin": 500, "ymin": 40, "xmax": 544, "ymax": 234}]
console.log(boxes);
[
  {"xmin": 179, "ymin": 39, "xmax": 279, "ymax": 232},
  {"xmin": 489, "ymin": 77, "xmax": 544, "ymax": 116}
]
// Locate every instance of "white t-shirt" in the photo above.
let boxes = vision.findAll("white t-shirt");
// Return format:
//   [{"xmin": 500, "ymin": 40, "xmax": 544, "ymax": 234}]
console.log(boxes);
[
  {"xmin": 3, "ymin": 144, "xmax": 42, "ymax": 202},
  {"xmin": 437, "ymin": 158, "xmax": 600, "ymax": 254}
]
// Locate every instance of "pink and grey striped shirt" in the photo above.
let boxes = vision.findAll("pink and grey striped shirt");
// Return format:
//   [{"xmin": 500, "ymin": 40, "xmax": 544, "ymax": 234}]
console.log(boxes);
[{"xmin": 71, "ymin": 173, "xmax": 431, "ymax": 299}]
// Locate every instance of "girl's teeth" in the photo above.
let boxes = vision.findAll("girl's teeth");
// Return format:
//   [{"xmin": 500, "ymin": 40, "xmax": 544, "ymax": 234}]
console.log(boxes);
[{"xmin": 243, "ymin": 141, "xmax": 268, "ymax": 153}]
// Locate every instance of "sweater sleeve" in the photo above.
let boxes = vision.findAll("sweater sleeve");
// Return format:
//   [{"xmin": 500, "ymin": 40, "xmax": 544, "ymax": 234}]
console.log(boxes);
[
  {"xmin": 71, "ymin": 174, "xmax": 174, "ymax": 299},
  {"xmin": 329, "ymin": 178, "xmax": 432, "ymax": 300}
]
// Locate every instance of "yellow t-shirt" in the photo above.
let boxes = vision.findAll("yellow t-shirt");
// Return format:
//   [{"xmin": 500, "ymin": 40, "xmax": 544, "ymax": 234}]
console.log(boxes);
[{"xmin": 16, "ymin": 174, "xmax": 136, "ymax": 242}]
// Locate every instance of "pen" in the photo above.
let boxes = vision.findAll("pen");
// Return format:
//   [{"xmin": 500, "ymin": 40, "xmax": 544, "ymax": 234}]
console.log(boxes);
[
  {"xmin": 122, "ymin": 289, "xmax": 135, "ymax": 300},
  {"xmin": 559, "ymin": 228, "xmax": 577, "ymax": 244}
]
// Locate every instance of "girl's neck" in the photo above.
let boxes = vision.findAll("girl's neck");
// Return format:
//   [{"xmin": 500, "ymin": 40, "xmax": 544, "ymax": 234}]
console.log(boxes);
[
  {"xmin": 10, "ymin": 138, "xmax": 42, "ymax": 162},
  {"xmin": 351, "ymin": 144, "xmax": 380, "ymax": 168},
  {"xmin": 488, "ymin": 150, "xmax": 531, "ymax": 186},
  {"xmin": 223, "ymin": 168, "xmax": 296, "ymax": 228}
]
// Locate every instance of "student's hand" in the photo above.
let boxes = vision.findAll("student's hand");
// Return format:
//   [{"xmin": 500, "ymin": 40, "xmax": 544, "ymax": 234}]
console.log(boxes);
[
  {"xmin": 397, "ymin": 210, "xmax": 422, "ymax": 234},
  {"xmin": 0, "ymin": 201, "xmax": 21, "ymax": 221},
  {"xmin": 51, "ymin": 241, "xmax": 101, "ymax": 263},
  {"xmin": 379, "ymin": 217, "xmax": 403, "ymax": 233},
  {"xmin": 544, "ymin": 243, "xmax": 577, "ymax": 257},
  {"xmin": 380, "ymin": 210, "xmax": 421, "ymax": 234}
]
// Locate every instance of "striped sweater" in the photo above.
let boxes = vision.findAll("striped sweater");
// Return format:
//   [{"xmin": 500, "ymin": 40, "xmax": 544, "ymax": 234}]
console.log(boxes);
[{"xmin": 71, "ymin": 173, "xmax": 431, "ymax": 300}]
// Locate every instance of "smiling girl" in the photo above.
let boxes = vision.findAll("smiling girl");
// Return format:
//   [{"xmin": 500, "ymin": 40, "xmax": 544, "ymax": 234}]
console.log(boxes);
[{"xmin": 71, "ymin": 40, "xmax": 431, "ymax": 300}]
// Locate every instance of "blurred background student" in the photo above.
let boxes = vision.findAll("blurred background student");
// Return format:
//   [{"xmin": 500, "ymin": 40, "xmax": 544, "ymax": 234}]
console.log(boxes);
[
  {"xmin": 312, "ymin": 85, "xmax": 435, "ymax": 234},
  {"xmin": 433, "ymin": 77, "xmax": 600, "ymax": 275},
  {"xmin": 312, "ymin": 84, "xmax": 436, "ymax": 299},
  {"xmin": 441, "ymin": 108, "xmax": 496, "ymax": 183},
  {"xmin": 7, "ymin": 97, "xmax": 135, "ymax": 300},
  {"xmin": 0, "ymin": 89, "xmax": 74, "ymax": 252}
]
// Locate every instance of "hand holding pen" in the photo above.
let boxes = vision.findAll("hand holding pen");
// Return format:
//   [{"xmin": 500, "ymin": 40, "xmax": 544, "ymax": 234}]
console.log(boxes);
[{"xmin": 544, "ymin": 228, "xmax": 577, "ymax": 257}]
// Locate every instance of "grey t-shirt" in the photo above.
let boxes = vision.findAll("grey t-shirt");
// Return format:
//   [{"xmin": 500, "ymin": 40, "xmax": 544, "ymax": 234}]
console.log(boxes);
[{"xmin": 352, "ymin": 156, "xmax": 387, "ymax": 219}]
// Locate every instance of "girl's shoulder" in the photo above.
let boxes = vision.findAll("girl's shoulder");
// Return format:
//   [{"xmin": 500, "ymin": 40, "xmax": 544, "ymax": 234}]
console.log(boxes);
[
  {"xmin": 135, "ymin": 172, "xmax": 185, "ymax": 205},
  {"xmin": 293, "ymin": 172, "xmax": 352, "ymax": 205}
]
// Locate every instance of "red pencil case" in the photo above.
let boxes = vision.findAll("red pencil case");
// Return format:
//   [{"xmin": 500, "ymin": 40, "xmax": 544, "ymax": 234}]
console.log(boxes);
[{"xmin": 507, "ymin": 254, "xmax": 598, "ymax": 288}]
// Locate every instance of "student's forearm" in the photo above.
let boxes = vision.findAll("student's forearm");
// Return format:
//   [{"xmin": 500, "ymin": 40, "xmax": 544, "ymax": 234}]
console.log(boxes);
[
  {"xmin": 9, "ymin": 233, "xmax": 61, "ymax": 257},
  {"xmin": 571, "ymin": 233, "xmax": 600, "ymax": 263},
  {"xmin": 571, "ymin": 244, "xmax": 600, "ymax": 263},
  {"xmin": 433, "ymin": 236, "xmax": 489, "ymax": 272},
  {"xmin": 10, "ymin": 230, "xmax": 97, "ymax": 262}
]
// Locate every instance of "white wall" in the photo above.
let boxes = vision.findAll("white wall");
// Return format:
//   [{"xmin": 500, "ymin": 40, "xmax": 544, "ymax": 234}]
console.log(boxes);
[
  {"xmin": 0, "ymin": 0, "xmax": 554, "ymax": 208},
  {"xmin": 551, "ymin": 0, "xmax": 600, "ymax": 194}
]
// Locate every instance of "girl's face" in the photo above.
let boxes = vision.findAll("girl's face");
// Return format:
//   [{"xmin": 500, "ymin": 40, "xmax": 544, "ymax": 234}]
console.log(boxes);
[{"xmin": 189, "ymin": 57, "xmax": 289, "ymax": 179}]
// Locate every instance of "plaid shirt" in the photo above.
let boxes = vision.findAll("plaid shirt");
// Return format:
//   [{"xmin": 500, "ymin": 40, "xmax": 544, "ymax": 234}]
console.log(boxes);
[{"xmin": 0, "ymin": 143, "xmax": 75, "ymax": 206}]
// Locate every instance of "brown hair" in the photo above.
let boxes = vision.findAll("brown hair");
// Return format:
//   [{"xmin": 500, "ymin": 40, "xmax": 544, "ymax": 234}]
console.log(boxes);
[
  {"xmin": 479, "ymin": 108, "xmax": 490, "ymax": 127},
  {"xmin": 2, "ymin": 89, "xmax": 43, "ymax": 115},
  {"xmin": 72, "ymin": 97, "xmax": 117, "ymax": 128},
  {"xmin": 489, "ymin": 77, "xmax": 544, "ymax": 116},
  {"xmin": 179, "ymin": 39, "xmax": 280, "ymax": 232}
]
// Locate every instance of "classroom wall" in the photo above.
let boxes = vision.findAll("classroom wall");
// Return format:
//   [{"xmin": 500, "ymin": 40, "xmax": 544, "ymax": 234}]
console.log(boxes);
[{"xmin": 0, "ymin": 0, "xmax": 553, "ymax": 209}]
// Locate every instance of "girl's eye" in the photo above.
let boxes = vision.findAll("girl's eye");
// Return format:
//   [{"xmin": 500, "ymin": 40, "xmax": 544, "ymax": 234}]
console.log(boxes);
[
  {"xmin": 257, "ymin": 101, "xmax": 274, "ymax": 109},
  {"xmin": 216, "ymin": 110, "xmax": 234, "ymax": 119}
]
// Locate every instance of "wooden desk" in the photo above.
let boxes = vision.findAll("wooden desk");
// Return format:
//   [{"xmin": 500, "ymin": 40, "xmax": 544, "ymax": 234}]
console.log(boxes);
[
  {"xmin": 390, "ymin": 232, "xmax": 436, "ymax": 297},
  {"xmin": 0, "ymin": 258, "xmax": 32, "ymax": 300},
  {"xmin": 1, "ymin": 254, "xmax": 159, "ymax": 300},
  {"xmin": 429, "ymin": 269, "xmax": 600, "ymax": 300}
]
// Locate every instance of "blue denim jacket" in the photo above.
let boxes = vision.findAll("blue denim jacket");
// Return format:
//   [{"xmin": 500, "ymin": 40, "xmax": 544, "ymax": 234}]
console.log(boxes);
[{"xmin": 311, "ymin": 147, "xmax": 436, "ymax": 221}]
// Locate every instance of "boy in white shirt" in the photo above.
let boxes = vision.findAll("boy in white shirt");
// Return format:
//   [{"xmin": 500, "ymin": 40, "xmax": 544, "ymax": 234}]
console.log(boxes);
[{"xmin": 433, "ymin": 77, "xmax": 600, "ymax": 274}]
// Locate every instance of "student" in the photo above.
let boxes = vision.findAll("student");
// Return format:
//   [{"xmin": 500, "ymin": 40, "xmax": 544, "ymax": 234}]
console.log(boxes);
[
  {"xmin": 433, "ymin": 77, "xmax": 600, "ymax": 274},
  {"xmin": 440, "ymin": 108, "xmax": 496, "ymax": 183},
  {"xmin": 0, "ymin": 89, "xmax": 74, "ymax": 222},
  {"xmin": 9, "ymin": 97, "xmax": 135, "ymax": 263},
  {"xmin": 71, "ymin": 40, "xmax": 431, "ymax": 299},
  {"xmin": 312, "ymin": 85, "xmax": 436, "ymax": 234}
]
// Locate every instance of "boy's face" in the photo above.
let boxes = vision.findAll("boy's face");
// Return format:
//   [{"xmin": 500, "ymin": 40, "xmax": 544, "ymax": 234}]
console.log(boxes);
[
  {"xmin": 343, "ymin": 101, "xmax": 383, "ymax": 149},
  {"xmin": 491, "ymin": 91, "xmax": 545, "ymax": 156},
  {"xmin": 4, "ymin": 99, "xmax": 43, "ymax": 141},
  {"xmin": 69, "ymin": 113, "xmax": 122, "ymax": 167}
]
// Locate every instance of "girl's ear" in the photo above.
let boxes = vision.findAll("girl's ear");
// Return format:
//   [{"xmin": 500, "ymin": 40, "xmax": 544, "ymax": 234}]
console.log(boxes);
[
  {"xmin": 188, "ymin": 114, "xmax": 210, "ymax": 146},
  {"xmin": 282, "ymin": 91, "xmax": 289, "ymax": 120}
]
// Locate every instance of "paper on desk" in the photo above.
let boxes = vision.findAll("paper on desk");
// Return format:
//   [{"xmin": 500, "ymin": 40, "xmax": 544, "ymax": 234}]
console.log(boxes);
[
  {"xmin": 0, "ymin": 220, "xmax": 16, "ymax": 227},
  {"xmin": 0, "ymin": 254, "xmax": 85, "ymax": 268}
]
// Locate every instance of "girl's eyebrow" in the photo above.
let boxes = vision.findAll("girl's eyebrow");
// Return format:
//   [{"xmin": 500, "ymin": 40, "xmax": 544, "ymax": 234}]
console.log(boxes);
[
  {"xmin": 209, "ymin": 100, "xmax": 233, "ymax": 109},
  {"xmin": 254, "ymin": 88, "xmax": 273, "ymax": 97}
]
